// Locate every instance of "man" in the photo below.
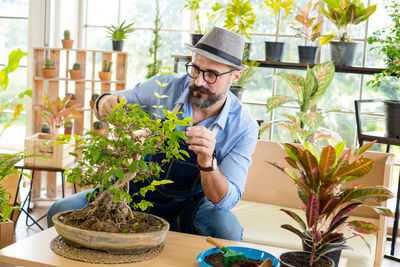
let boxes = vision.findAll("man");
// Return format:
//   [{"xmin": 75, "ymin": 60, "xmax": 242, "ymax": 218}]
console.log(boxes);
[{"xmin": 47, "ymin": 26, "xmax": 258, "ymax": 241}]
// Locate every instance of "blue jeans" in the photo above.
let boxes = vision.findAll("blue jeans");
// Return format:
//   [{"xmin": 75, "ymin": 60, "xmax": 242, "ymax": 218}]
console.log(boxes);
[{"xmin": 47, "ymin": 192, "xmax": 243, "ymax": 241}]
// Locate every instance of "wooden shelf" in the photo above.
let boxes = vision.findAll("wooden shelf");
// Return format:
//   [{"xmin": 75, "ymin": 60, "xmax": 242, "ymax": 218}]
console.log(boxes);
[
  {"xmin": 33, "ymin": 77, "xmax": 126, "ymax": 84},
  {"xmin": 171, "ymin": 54, "xmax": 386, "ymax": 75}
]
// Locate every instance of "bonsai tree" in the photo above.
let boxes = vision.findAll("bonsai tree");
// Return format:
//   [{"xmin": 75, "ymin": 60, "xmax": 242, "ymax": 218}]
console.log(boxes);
[
  {"xmin": 61, "ymin": 30, "xmax": 74, "ymax": 49},
  {"xmin": 319, "ymin": 0, "xmax": 377, "ymax": 44},
  {"xmin": 35, "ymin": 95, "xmax": 80, "ymax": 139},
  {"xmin": 261, "ymin": 61, "xmax": 340, "ymax": 144},
  {"xmin": 146, "ymin": 0, "xmax": 163, "ymax": 79},
  {"xmin": 104, "ymin": 20, "xmax": 135, "ymax": 51},
  {"xmin": 269, "ymin": 141, "xmax": 394, "ymax": 266},
  {"xmin": 367, "ymin": 0, "xmax": 400, "ymax": 88},
  {"xmin": 290, "ymin": 0, "xmax": 323, "ymax": 46}
]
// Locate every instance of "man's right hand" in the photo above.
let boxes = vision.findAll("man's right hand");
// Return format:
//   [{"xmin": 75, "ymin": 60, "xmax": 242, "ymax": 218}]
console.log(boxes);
[{"xmin": 97, "ymin": 94, "xmax": 127, "ymax": 119}]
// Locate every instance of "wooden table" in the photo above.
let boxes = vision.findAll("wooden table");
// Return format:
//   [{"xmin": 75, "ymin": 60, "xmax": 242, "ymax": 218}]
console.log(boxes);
[{"xmin": 0, "ymin": 227, "xmax": 347, "ymax": 266}]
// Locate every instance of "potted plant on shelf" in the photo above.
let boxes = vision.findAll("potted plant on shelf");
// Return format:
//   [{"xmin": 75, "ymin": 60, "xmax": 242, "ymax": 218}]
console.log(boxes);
[
  {"xmin": 269, "ymin": 141, "xmax": 394, "ymax": 266},
  {"xmin": 42, "ymin": 59, "xmax": 56, "ymax": 79},
  {"xmin": 64, "ymin": 121, "xmax": 73, "ymax": 135},
  {"xmin": 104, "ymin": 20, "xmax": 135, "ymax": 51},
  {"xmin": 51, "ymin": 97, "xmax": 192, "ymax": 254},
  {"xmin": 261, "ymin": 61, "xmax": 340, "ymax": 144},
  {"xmin": 290, "ymin": 0, "xmax": 323, "ymax": 64},
  {"xmin": 319, "ymin": 0, "xmax": 377, "ymax": 66},
  {"xmin": 230, "ymin": 59, "xmax": 260, "ymax": 100},
  {"xmin": 213, "ymin": 0, "xmax": 256, "ymax": 60},
  {"xmin": 61, "ymin": 30, "xmax": 74, "ymax": 49},
  {"xmin": 367, "ymin": 0, "xmax": 400, "ymax": 139},
  {"xmin": 65, "ymin": 93, "xmax": 77, "ymax": 108},
  {"xmin": 93, "ymin": 120, "xmax": 106, "ymax": 135},
  {"xmin": 264, "ymin": 0, "xmax": 294, "ymax": 62},
  {"xmin": 99, "ymin": 59, "xmax": 112, "ymax": 81},
  {"xmin": 41, "ymin": 122, "xmax": 50, "ymax": 134},
  {"xmin": 69, "ymin": 62, "xmax": 83, "ymax": 80},
  {"xmin": 90, "ymin": 93, "xmax": 100, "ymax": 109}
]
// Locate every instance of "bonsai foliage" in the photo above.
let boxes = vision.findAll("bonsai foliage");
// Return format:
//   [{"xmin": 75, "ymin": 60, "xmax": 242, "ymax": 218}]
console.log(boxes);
[
  {"xmin": 213, "ymin": 0, "xmax": 256, "ymax": 41},
  {"xmin": 35, "ymin": 95, "xmax": 80, "ymax": 138},
  {"xmin": 269, "ymin": 141, "xmax": 394, "ymax": 266},
  {"xmin": 104, "ymin": 20, "xmax": 135, "ymax": 41},
  {"xmin": 320, "ymin": 0, "xmax": 376, "ymax": 44},
  {"xmin": 261, "ymin": 61, "xmax": 339, "ymax": 144},
  {"xmin": 290, "ymin": 0, "xmax": 323, "ymax": 46},
  {"xmin": 146, "ymin": 0, "xmax": 163, "ymax": 79},
  {"xmin": 367, "ymin": 0, "xmax": 400, "ymax": 88},
  {"xmin": 264, "ymin": 0, "xmax": 294, "ymax": 40},
  {"xmin": 232, "ymin": 59, "xmax": 260, "ymax": 88}
]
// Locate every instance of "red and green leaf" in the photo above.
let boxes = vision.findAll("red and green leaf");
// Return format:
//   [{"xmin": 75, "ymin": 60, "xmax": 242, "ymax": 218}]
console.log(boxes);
[
  {"xmin": 281, "ymin": 209, "xmax": 307, "ymax": 232},
  {"xmin": 319, "ymin": 145, "xmax": 336, "ymax": 182},
  {"xmin": 372, "ymin": 206, "xmax": 393, "ymax": 217},
  {"xmin": 281, "ymin": 224, "xmax": 304, "ymax": 239},
  {"xmin": 306, "ymin": 193, "xmax": 319, "ymax": 228},
  {"xmin": 346, "ymin": 220, "xmax": 379, "ymax": 234}
]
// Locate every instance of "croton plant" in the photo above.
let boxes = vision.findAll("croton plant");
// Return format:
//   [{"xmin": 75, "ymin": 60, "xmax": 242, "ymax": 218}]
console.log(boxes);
[{"xmin": 269, "ymin": 141, "xmax": 394, "ymax": 266}]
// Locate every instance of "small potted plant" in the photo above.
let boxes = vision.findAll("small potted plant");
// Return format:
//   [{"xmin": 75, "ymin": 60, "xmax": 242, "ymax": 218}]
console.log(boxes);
[
  {"xmin": 230, "ymin": 59, "xmax": 260, "ymax": 100},
  {"xmin": 183, "ymin": 0, "xmax": 207, "ymax": 45},
  {"xmin": 69, "ymin": 62, "xmax": 83, "ymax": 80},
  {"xmin": 104, "ymin": 20, "xmax": 135, "ymax": 51},
  {"xmin": 61, "ymin": 30, "xmax": 74, "ymax": 49},
  {"xmin": 290, "ymin": 0, "xmax": 323, "ymax": 64},
  {"xmin": 320, "ymin": 0, "xmax": 377, "ymax": 66},
  {"xmin": 65, "ymin": 93, "xmax": 77, "ymax": 108},
  {"xmin": 41, "ymin": 122, "xmax": 50, "ymax": 135},
  {"xmin": 99, "ymin": 60, "xmax": 112, "ymax": 81},
  {"xmin": 93, "ymin": 120, "xmax": 106, "ymax": 135},
  {"xmin": 264, "ymin": 0, "xmax": 294, "ymax": 61},
  {"xmin": 269, "ymin": 141, "xmax": 394, "ymax": 266},
  {"xmin": 90, "ymin": 93, "xmax": 100, "ymax": 109},
  {"xmin": 42, "ymin": 59, "xmax": 56, "ymax": 78},
  {"xmin": 213, "ymin": 0, "xmax": 256, "ymax": 60},
  {"xmin": 64, "ymin": 120, "xmax": 73, "ymax": 135}
]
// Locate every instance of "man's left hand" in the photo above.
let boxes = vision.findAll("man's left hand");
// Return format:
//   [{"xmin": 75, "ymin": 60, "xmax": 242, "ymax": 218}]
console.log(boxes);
[{"xmin": 185, "ymin": 126, "xmax": 215, "ymax": 167}]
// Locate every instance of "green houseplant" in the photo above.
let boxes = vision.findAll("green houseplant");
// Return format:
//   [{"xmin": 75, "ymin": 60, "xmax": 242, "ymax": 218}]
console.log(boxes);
[
  {"xmin": 146, "ymin": 0, "xmax": 163, "ymax": 79},
  {"xmin": 42, "ymin": 58, "xmax": 56, "ymax": 78},
  {"xmin": 104, "ymin": 20, "xmax": 135, "ymax": 51},
  {"xmin": 99, "ymin": 59, "xmax": 112, "ymax": 81},
  {"xmin": 213, "ymin": 0, "xmax": 256, "ymax": 60},
  {"xmin": 264, "ymin": 0, "xmax": 294, "ymax": 61},
  {"xmin": 261, "ymin": 61, "xmax": 340, "ymax": 144},
  {"xmin": 69, "ymin": 62, "xmax": 82, "ymax": 80},
  {"xmin": 319, "ymin": 0, "xmax": 377, "ymax": 66},
  {"xmin": 61, "ymin": 30, "xmax": 74, "ymax": 49},
  {"xmin": 51, "ymin": 70, "xmax": 193, "ymax": 253},
  {"xmin": 290, "ymin": 0, "xmax": 323, "ymax": 64},
  {"xmin": 270, "ymin": 141, "xmax": 394, "ymax": 266}
]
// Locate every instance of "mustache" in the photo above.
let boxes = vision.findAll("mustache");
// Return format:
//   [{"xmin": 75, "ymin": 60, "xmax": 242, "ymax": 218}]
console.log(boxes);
[{"xmin": 189, "ymin": 84, "xmax": 215, "ymax": 96}]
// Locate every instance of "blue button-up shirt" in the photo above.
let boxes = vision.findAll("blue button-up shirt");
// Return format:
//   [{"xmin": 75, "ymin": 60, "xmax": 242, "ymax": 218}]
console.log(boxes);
[{"xmin": 116, "ymin": 73, "xmax": 259, "ymax": 210}]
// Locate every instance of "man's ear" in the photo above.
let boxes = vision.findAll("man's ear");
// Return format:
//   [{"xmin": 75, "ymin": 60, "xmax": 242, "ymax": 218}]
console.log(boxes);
[{"xmin": 231, "ymin": 70, "xmax": 242, "ymax": 83}]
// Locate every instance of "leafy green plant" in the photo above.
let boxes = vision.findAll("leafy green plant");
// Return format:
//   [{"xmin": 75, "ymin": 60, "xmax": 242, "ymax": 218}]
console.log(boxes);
[
  {"xmin": 35, "ymin": 95, "xmax": 80, "ymax": 138},
  {"xmin": 320, "ymin": 0, "xmax": 376, "ymax": 44},
  {"xmin": 104, "ymin": 20, "xmax": 135, "ymax": 41},
  {"xmin": 232, "ymin": 59, "xmax": 259, "ymax": 88},
  {"xmin": 183, "ymin": 0, "xmax": 220, "ymax": 34},
  {"xmin": 290, "ymin": 0, "xmax": 323, "ymax": 46},
  {"xmin": 102, "ymin": 60, "xmax": 112, "ymax": 72},
  {"xmin": 56, "ymin": 69, "xmax": 193, "ymax": 229},
  {"xmin": 213, "ymin": 0, "xmax": 256, "ymax": 40},
  {"xmin": 261, "ymin": 61, "xmax": 339, "ymax": 144},
  {"xmin": 146, "ymin": 0, "xmax": 163, "ymax": 79},
  {"xmin": 264, "ymin": 0, "xmax": 294, "ymax": 40},
  {"xmin": 269, "ymin": 141, "xmax": 393, "ymax": 266},
  {"xmin": 367, "ymin": 0, "xmax": 400, "ymax": 88},
  {"xmin": 44, "ymin": 59, "xmax": 55, "ymax": 69},
  {"xmin": 64, "ymin": 30, "xmax": 71, "ymax": 40}
]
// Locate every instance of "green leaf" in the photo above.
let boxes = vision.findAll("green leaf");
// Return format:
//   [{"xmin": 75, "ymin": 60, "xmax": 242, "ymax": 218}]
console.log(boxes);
[
  {"xmin": 281, "ymin": 208, "xmax": 307, "ymax": 231},
  {"xmin": 267, "ymin": 95, "xmax": 296, "ymax": 112}
]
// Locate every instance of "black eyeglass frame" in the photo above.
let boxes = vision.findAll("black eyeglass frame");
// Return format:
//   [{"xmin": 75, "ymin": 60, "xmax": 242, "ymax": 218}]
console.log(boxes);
[{"xmin": 185, "ymin": 62, "xmax": 237, "ymax": 84}]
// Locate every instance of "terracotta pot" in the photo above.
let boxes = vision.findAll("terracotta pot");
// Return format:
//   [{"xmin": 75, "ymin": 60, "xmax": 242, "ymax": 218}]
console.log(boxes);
[
  {"xmin": 0, "ymin": 219, "xmax": 13, "ymax": 249},
  {"xmin": 90, "ymin": 101, "xmax": 95, "ymax": 109},
  {"xmin": 52, "ymin": 210, "xmax": 169, "ymax": 253},
  {"xmin": 69, "ymin": 69, "xmax": 82, "ymax": 79},
  {"xmin": 42, "ymin": 68, "xmax": 56, "ymax": 78},
  {"xmin": 93, "ymin": 128, "xmax": 106, "ymax": 135},
  {"xmin": 99, "ymin": 71, "xmax": 111, "ymax": 81},
  {"xmin": 61, "ymin": 39, "xmax": 74, "ymax": 49}
]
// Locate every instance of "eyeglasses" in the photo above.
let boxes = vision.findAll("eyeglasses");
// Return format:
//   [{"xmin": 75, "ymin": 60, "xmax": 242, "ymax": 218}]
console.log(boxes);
[{"xmin": 185, "ymin": 63, "xmax": 236, "ymax": 84}]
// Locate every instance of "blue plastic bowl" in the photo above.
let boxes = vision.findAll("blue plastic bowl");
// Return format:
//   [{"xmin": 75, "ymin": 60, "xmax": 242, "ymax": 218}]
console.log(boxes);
[{"xmin": 196, "ymin": 246, "xmax": 280, "ymax": 267}]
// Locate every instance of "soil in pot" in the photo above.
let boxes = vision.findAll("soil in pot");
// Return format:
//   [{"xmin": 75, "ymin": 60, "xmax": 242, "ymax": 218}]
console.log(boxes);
[
  {"xmin": 204, "ymin": 252, "xmax": 270, "ymax": 267},
  {"xmin": 280, "ymin": 251, "xmax": 334, "ymax": 267},
  {"xmin": 58, "ymin": 191, "xmax": 163, "ymax": 233}
]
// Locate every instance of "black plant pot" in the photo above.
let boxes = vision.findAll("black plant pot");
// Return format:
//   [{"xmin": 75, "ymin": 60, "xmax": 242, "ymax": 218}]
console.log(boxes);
[
  {"xmin": 280, "ymin": 251, "xmax": 334, "ymax": 267},
  {"xmin": 384, "ymin": 100, "xmax": 400, "ymax": 138},
  {"xmin": 190, "ymin": 34, "xmax": 204, "ymax": 46},
  {"xmin": 243, "ymin": 42, "xmax": 251, "ymax": 61},
  {"xmin": 329, "ymin": 41, "xmax": 357, "ymax": 66},
  {"xmin": 230, "ymin": 86, "xmax": 244, "ymax": 100},
  {"xmin": 298, "ymin": 46, "xmax": 318, "ymax": 64},
  {"xmin": 112, "ymin": 40, "xmax": 124, "ymax": 51},
  {"xmin": 302, "ymin": 234, "xmax": 345, "ymax": 267},
  {"xmin": 265, "ymin": 41, "xmax": 284, "ymax": 62}
]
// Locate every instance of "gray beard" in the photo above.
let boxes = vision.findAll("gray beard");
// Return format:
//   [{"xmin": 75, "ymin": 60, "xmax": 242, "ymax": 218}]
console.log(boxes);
[{"xmin": 189, "ymin": 90, "xmax": 226, "ymax": 109}]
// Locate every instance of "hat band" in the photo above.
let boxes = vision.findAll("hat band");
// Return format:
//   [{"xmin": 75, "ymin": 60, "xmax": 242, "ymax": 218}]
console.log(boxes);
[{"xmin": 195, "ymin": 43, "xmax": 242, "ymax": 67}]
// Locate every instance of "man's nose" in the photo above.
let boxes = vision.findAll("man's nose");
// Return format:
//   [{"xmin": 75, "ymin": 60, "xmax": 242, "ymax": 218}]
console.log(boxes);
[{"xmin": 194, "ymin": 72, "xmax": 208, "ymax": 87}]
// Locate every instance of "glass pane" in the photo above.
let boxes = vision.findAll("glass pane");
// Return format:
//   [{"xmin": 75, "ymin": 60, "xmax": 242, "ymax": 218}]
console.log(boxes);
[
  {"xmin": 242, "ymin": 67, "xmax": 274, "ymax": 103},
  {"xmin": 0, "ymin": 113, "xmax": 26, "ymax": 150},
  {"xmin": 321, "ymin": 112, "xmax": 355, "ymax": 147},
  {"xmin": 86, "ymin": 0, "xmax": 118, "ymax": 26},
  {"xmin": 0, "ymin": 0, "xmax": 29, "ymax": 17},
  {"xmin": 0, "ymin": 18, "xmax": 28, "ymax": 64}
]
